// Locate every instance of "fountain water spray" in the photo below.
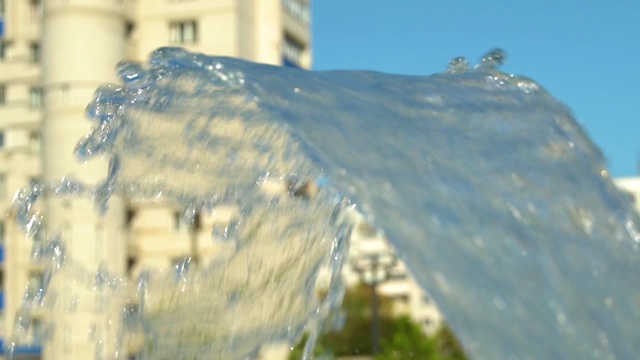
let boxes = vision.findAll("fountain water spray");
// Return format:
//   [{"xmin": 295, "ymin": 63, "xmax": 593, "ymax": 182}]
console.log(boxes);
[{"xmin": 8, "ymin": 48, "xmax": 640, "ymax": 359}]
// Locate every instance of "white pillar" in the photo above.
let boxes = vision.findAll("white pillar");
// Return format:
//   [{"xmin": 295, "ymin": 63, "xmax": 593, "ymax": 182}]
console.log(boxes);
[
  {"xmin": 41, "ymin": 0, "xmax": 126, "ymax": 359},
  {"xmin": 255, "ymin": 0, "xmax": 283, "ymax": 65}
]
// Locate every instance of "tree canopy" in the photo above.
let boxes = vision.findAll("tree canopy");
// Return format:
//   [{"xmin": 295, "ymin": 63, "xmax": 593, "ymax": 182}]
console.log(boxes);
[{"xmin": 289, "ymin": 284, "xmax": 468, "ymax": 359}]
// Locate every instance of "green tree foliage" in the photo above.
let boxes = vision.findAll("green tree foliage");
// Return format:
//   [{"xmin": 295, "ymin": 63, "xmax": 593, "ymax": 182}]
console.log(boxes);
[
  {"xmin": 432, "ymin": 323, "xmax": 468, "ymax": 360},
  {"xmin": 289, "ymin": 284, "xmax": 468, "ymax": 360},
  {"xmin": 377, "ymin": 316, "xmax": 437, "ymax": 359},
  {"xmin": 321, "ymin": 284, "xmax": 396, "ymax": 357},
  {"xmin": 288, "ymin": 333, "xmax": 332, "ymax": 360},
  {"xmin": 289, "ymin": 284, "xmax": 395, "ymax": 358}
]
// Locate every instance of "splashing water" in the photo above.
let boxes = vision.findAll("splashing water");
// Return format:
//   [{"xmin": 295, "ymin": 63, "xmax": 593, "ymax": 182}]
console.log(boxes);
[{"xmin": 10, "ymin": 48, "xmax": 640, "ymax": 359}]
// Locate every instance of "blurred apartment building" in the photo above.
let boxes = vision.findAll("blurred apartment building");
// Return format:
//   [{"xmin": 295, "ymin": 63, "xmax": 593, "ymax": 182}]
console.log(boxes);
[{"xmin": 0, "ymin": 0, "xmax": 313, "ymax": 359}]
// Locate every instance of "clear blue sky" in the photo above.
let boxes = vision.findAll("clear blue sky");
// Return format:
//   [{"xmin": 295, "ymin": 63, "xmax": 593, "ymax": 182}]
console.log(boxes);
[{"xmin": 312, "ymin": 1, "xmax": 640, "ymax": 177}]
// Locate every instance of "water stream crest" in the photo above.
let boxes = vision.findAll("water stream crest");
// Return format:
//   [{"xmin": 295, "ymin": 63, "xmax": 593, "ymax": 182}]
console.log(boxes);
[{"xmin": 8, "ymin": 48, "xmax": 640, "ymax": 359}]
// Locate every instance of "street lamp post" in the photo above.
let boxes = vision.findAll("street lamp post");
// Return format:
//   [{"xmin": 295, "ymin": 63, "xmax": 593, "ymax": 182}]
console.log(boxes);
[{"xmin": 350, "ymin": 250, "xmax": 397, "ymax": 355}]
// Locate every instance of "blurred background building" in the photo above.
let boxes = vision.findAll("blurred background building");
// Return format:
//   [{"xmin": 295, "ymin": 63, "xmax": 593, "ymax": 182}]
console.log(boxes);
[{"xmin": 0, "ymin": 0, "xmax": 312, "ymax": 359}]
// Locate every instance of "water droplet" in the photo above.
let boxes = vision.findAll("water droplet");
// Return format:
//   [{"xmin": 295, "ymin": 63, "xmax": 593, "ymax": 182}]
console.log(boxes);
[
  {"xmin": 598, "ymin": 332, "xmax": 610, "ymax": 348},
  {"xmin": 446, "ymin": 56, "xmax": 470, "ymax": 74},
  {"xmin": 182, "ymin": 203, "xmax": 197, "ymax": 226},
  {"xmin": 174, "ymin": 257, "xmax": 192, "ymax": 290},
  {"xmin": 116, "ymin": 61, "xmax": 149, "ymax": 86},
  {"xmin": 213, "ymin": 221, "xmax": 236, "ymax": 243},
  {"xmin": 474, "ymin": 236, "xmax": 484, "ymax": 247},
  {"xmin": 68, "ymin": 296, "xmax": 79, "ymax": 313},
  {"xmin": 478, "ymin": 48, "xmax": 507, "ymax": 70},
  {"xmin": 23, "ymin": 213, "xmax": 43, "ymax": 239},
  {"xmin": 624, "ymin": 218, "xmax": 640, "ymax": 242},
  {"xmin": 93, "ymin": 265, "xmax": 110, "ymax": 290},
  {"xmin": 54, "ymin": 176, "xmax": 85, "ymax": 196},
  {"xmin": 516, "ymin": 78, "xmax": 541, "ymax": 94}
]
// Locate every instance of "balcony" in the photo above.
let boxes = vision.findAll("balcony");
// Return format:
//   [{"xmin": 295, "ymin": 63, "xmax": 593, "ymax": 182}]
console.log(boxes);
[
  {"xmin": 378, "ymin": 279, "xmax": 411, "ymax": 297},
  {"xmin": 283, "ymin": 0, "xmax": 310, "ymax": 24},
  {"xmin": 0, "ymin": 104, "xmax": 42, "ymax": 128},
  {"xmin": 0, "ymin": 310, "xmax": 44, "ymax": 356},
  {"xmin": 0, "ymin": 338, "xmax": 43, "ymax": 357}
]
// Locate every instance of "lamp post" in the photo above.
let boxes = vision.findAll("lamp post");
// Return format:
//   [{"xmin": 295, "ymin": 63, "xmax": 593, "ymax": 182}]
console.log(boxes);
[{"xmin": 350, "ymin": 249, "xmax": 397, "ymax": 355}]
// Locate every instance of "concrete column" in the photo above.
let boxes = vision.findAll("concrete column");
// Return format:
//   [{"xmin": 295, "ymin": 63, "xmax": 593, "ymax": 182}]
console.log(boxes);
[
  {"xmin": 41, "ymin": 0, "xmax": 126, "ymax": 359},
  {"xmin": 254, "ymin": 0, "xmax": 283, "ymax": 65}
]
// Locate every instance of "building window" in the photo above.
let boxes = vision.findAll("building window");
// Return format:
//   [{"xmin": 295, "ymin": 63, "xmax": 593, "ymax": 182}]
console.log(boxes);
[
  {"xmin": 30, "ymin": 87, "xmax": 42, "ymax": 109},
  {"xmin": 169, "ymin": 21, "xmax": 197, "ymax": 44},
  {"xmin": 282, "ymin": 34, "xmax": 304, "ymax": 68},
  {"xmin": 0, "ymin": 41, "xmax": 9, "ymax": 61},
  {"xmin": 125, "ymin": 208, "xmax": 136, "ymax": 225},
  {"xmin": 30, "ymin": 42, "xmax": 40, "ymax": 63},
  {"xmin": 29, "ymin": 177, "xmax": 41, "ymax": 188},
  {"xmin": 29, "ymin": 131, "xmax": 41, "ymax": 153},
  {"xmin": 0, "ymin": 84, "xmax": 5, "ymax": 105},
  {"xmin": 0, "ymin": 221, "xmax": 3, "ymax": 266},
  {"xmin": 0, "ymin": 131, "xmax": 4, "ymax": 149},
  {"xmin": 126, "ymin": 256, "xmax": 137, "ymax": 274},
  {"xmin": 283, "ymin": 0, "xmax": 310, "ymax": 24},
  {"xmin": 0, "ymin": 0, "xmax": 4, "ymax": 17},
  {"xmin": 192, "ymin": 212, "xmax": 201, "ymax": 231},
  {"xmin": 30, "ymin": 0, "xmax": 42, "ymax": 21},
  {"xmin": 174, "ymin": 211, "xmax": 189, "ymax": 232},
  {"xmin": 125, "ymin": 22, "xmax": 135, "ymax": 38},
  {"xmin": 32, "ymin": 318, "xmax": 44, "ymax": 343}
]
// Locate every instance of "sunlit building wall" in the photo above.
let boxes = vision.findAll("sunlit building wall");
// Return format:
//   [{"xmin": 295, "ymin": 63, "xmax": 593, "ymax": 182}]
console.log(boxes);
[
  {"xmin": 0, "ymin": 0, "xmax": 311, "ymax": 359},
  {"xmin": 614, "ymin": 177, "xmax": 640, "ymax": 213}
]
